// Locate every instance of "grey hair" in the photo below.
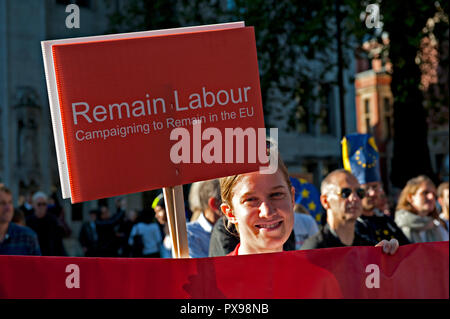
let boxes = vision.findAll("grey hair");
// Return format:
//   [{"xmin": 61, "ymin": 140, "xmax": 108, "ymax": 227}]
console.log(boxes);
[{"xmin": 32, "ymin": 191, "xmax": 48, "ymax": 203}]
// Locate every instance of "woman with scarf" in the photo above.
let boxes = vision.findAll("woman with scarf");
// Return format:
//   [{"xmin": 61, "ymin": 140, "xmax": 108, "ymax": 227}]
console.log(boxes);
[{"xmin": 395, "ymin": 175, "xmax": 446, "ymax": 243}]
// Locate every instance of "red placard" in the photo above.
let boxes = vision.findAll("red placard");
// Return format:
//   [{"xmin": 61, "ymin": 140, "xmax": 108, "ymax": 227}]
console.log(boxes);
[{"xmin": 51, "ymin": 27, "xmax": 264, "ymax": 203}]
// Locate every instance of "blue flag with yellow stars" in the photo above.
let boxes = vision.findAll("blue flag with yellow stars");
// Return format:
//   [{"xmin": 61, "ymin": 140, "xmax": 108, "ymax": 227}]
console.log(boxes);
[
  {"xmin": 290, "ymin": 177, "xmax": 322, "ymax": 224},
  {"xmin": 341, "ymin": 133, "xmax": 381, "ymax": 185}
]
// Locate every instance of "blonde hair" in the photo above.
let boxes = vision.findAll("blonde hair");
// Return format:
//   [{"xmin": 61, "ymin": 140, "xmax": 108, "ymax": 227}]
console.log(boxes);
[
  {"xmin": 396, "ymin": 175, "xmax": 436, "ymax": 216},
  {"xmin": 437, "ymin": 182, "xmax": 449, "ymax": 199}
]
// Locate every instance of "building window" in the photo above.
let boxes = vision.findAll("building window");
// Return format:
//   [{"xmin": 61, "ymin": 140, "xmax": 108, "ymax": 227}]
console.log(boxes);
[{"xmin": 363, "ymin": 98, "xmax": 372, "ymax": 134}]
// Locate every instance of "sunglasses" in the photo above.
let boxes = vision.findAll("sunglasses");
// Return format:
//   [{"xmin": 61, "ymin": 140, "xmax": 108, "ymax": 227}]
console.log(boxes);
[{"xmin": 336, "ymin": 188, "xmax": 366, "ymax": 199}]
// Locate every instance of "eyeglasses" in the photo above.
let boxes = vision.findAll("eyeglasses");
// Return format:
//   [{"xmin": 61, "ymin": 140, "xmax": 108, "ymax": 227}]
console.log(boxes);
[
  {"xmin": 37, "ymin": 202, "xmax": 47, "ymax": 207},
  {"xmin": 336, "ymin": 188, "xmax": 366, "ymax": 199}
]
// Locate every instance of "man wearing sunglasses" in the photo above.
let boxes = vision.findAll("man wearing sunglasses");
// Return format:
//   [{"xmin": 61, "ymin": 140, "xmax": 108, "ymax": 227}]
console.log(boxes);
[{"xmin": 301, "ymin": 169, "xmax": 399, "ymax": 254}]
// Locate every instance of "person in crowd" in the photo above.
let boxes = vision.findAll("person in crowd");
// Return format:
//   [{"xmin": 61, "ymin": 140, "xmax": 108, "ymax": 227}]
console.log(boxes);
[
  {"xmin": 95, "ymin": 204, "xmax": 125, "ymax": 257},
  {"xmin": 79, "ymin": 209, "xmax": 99, "ymax": 257},
  {"xmin": 18, "ymin": 192, "xmax": 34, "ymax": 218},
  {"xmin": 115, "ymin": 197, "xmax": 127, "ymax": 215},
  {"xmin": 152, "ymin": 193, "xmax": 172, "ymax": 258},
  {"xmin": 117, "ymin": 209, "xmax": 138, "ymax": 257},
  {"xmin": 301, "ymin": 169, "xmax": 399, "ymax": 254},
  {"xmin": 186, "ymin": 179, "xmax": 222, "ymax": 258},
  {"xmin": 188, "ymin": 181, "xmax": 204, "ymax": 222},
  {"xmin": 395, "ymin": 175, "xmax": 447, "ymax": 243},
  {"xmin": 377, "ymin": 187, "xmax": 392, "ymax": 217},
  {"xmin": 355, "ymin": 180, "xmax": 410, "ymax": 245},
  {"xmin": 437, "ymin": 182, "xmax": 449, "ymax": 235},
  {"xmin": 0, "ymin": 184, "xmax": 41, "ymax": 255},
  {"xmin": 128, "ymin": 208, "xmax": 162, "ymax": 257},
  {"xmin": 341, "ymin": 133, "xmax": 409, "ymax": 245},
  {"xmin": 47, "ymin": 192, "xmax": 72, "ymax": 239},
  {"xmin": 293, "ymin": 203, "xmax": 319, "ymax": 249},
  {"xmin": 219, "ymin": 154, "xmax": 295, "ymax": 256},
  {"xmin": 26, "ymin": 191, "xmax": 66, "ymax": 256},
  {"xmin": 12, "ymin": 208, "xmax": 27, "ymax": 226}
]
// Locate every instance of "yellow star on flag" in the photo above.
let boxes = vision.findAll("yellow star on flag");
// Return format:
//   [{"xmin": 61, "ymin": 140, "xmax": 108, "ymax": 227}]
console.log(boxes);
[
  {"xmin": 301, "ymin": 189, "xmax": 310, "ymax": 198},
  {"xmin": 308, "ymin": 201, "xmax": 316, "ymax": 212}
]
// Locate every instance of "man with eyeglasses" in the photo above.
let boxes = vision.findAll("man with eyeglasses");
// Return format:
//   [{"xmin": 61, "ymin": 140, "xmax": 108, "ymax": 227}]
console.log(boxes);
[
  {"xmin": 0, "ymin": 184, "xmax": 41, "ymax": 255},
  {"xmin": 25, "ymin": 191, "xmax": 66, "ymax": 256},
  {"xmin": 301, "ymin": 169, "xmax": 399, "ymax": 254}
]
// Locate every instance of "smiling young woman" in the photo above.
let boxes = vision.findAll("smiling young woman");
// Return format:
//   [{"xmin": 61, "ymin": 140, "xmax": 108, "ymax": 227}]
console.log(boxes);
[
  {"xmin": 219, "ymin": 155, "xmax": 296, "ymax": 255},
  {"xmin": 395, "ymin": 175, "xmax": 446, "ymax": 243}
]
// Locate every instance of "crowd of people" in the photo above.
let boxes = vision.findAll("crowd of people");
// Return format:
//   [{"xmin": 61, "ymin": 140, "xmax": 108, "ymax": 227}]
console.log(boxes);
[{"xmin": 0, "ymin": 141, "xmax": 449, "ymax": 258}]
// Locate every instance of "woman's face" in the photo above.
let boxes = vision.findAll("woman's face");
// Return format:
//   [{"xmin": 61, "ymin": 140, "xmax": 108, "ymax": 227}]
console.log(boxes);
[
  {"xmin": 221, "ymin": 169, "xmax": 295, "ymax": 254},
  {"xmin": 154, "ymin": 205, "xmax": 167, "ymax": 224},
  {"xmin": 409, "ymin": 182, "xmax": 436, "ymax": 217}
]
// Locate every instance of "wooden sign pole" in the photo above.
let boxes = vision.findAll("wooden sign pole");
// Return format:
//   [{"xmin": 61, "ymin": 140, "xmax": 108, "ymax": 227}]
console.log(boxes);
[{"xmin": 163, "ymin": 186, "xmax": 189, "ymax": 258}]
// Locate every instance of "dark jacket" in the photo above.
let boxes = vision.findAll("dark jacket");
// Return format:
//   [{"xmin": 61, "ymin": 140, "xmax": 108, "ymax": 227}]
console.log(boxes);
[
  {"xmin": 79, "ymin": 221, "xmax": 98, "ymax": 256},
  {"xmin": 26, "ymin": 213, "xmax": 66, "ymax": 256},
  {"xmin": 356, "ymin": 210, "xmax": 410, "ymax": 246},
  {"xmin": 301, "ymin": 223, "xmax": 376, "ymax": 250}
]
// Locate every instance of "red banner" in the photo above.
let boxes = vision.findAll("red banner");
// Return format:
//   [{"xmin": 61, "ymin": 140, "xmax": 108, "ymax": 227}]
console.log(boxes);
[{"xmin": 0, "ymin": 242, "xmax": 447, "ymax": 299}]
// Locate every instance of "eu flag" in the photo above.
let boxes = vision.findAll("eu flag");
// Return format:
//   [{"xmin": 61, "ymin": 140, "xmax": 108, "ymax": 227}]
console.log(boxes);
[
  {"xmin": 341, "ymin": 133, "xmax": 381, "ymax": 185},
  {"xmin": 290, "ymin": 177, "xmax": 322, "ymax": 223}
]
